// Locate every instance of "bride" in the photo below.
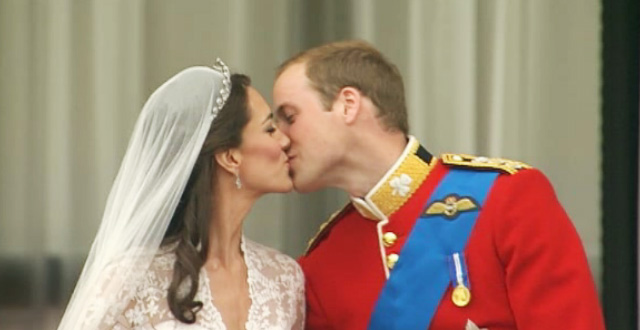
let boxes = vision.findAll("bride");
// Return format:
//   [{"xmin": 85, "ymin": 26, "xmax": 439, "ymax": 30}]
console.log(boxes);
[{"xmin": 57, "ymin": 59, "xmax": 304, "ymax": 329}]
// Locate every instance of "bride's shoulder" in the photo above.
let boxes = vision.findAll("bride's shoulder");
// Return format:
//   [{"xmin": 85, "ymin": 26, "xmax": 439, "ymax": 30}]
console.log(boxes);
[
  {"xmin": 244, "ymin": 238, "xmax": 302, "ymax": 276},
  {"xmin": 149, "ymin": 246, "xmax": 177, "ymax": 270},
  {"xmin": 98, "ymin": 246, "xmax": 176, "ymax": 294},
  {"xmin": 106, "ymin": 246, "xmax": 176, "ymax": 272}
]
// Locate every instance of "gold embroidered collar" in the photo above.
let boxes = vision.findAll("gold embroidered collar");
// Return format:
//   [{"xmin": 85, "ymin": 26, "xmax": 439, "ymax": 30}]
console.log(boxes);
[{"xmin": 350, "ymin": 136, "xmax": 436, "ymax": 221}]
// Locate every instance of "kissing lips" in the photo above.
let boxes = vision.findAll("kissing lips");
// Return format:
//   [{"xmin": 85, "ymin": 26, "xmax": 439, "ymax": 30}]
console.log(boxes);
[{"xmin": 286, "ymin": 156, "xmax": 296, "ymax": 177}]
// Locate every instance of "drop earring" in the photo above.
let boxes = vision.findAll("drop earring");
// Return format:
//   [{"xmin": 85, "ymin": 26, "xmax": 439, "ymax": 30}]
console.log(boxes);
[{"xmin": 235, "ymin": 173, "xmax": 242, "ymax": 189}]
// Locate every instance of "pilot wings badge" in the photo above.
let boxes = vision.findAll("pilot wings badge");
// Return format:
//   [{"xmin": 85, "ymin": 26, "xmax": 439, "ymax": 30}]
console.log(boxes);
[{"xmin": 424, "ymin": 194, "xmax": 478, "ymax": 220}]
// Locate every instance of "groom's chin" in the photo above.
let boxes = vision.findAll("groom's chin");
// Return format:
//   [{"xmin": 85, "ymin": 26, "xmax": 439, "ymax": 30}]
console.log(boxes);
[
  {"xmin": 291, "ymin": 179, "xmax": 307, "ymax": 193},
  {"xmin": 291, "ymin": 183, "xmax": 307, "ymax": 193},
  {"xmin": 289, "ymin": 171, "xmax": 324, "ymax": 193},
  {"xmin": 291, "ymin": 180, "xmax": 321, "ymax": 194}
]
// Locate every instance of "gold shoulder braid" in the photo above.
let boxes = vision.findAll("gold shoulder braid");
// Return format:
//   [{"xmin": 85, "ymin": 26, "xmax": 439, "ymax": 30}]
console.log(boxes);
[
  {"xmin": 305, "ymin": 204, "xmax": 352, "ymax": 255},
  {"xmin": 440, "ymin": 153, "xmax": 531, "ymax": 175}
]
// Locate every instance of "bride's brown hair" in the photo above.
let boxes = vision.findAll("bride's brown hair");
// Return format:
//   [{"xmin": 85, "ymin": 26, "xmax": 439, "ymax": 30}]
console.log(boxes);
[{"xmin": 161, "ymin": 73, "xmax": 251, "ymax": 324}]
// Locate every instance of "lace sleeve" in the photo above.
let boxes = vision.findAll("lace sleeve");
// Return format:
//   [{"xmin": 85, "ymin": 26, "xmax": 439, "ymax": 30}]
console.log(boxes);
[
  {"xmin": 70, "ymin": 257, "xmax": 144, "ymax": 329},
  {"xmin": 108, "ymin": 252, "xmax": 177, "ymax": 328},
  {"xmin": 60, "ymin": 249, "xmax": 173, "ymax": 330},
  {"xmin": 292, "ymin": 261, "xmax": 306, "ymax": 330}
]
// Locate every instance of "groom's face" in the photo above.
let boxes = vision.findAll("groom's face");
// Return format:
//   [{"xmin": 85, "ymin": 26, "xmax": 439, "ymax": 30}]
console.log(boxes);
[{"xmin": 273, "ymin": 62, "xmax": 344, "ymax": 192}]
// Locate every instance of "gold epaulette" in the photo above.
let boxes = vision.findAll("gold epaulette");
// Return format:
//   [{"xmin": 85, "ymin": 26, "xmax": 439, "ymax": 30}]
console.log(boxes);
[
  {"xmin": 440, "ymin": 153, "xmax": 532, "ymax": 175},
  {"xmin": 304, "ymin": 203, "xmax": 352, "ymax": 255}
]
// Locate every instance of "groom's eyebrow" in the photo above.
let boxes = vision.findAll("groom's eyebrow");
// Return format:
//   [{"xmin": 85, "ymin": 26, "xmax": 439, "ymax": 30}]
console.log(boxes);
[{"xmin": 273, "ymin": 105, "xmax": 286, "ymax": 122}]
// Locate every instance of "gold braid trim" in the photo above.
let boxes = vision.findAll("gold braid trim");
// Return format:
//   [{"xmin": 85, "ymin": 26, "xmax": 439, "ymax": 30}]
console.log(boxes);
[
  {"xmin": 304, "ymin": 203, "xmax": 352, "ymax": 255},
  {"xmin": 441, "ymin": 153, "xmax": 531, "ymax": 175}
]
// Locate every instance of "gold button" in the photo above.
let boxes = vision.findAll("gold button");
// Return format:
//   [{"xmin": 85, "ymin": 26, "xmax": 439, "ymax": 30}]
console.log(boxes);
[
  {"xmin": 382, "ymin": 232, "xmax": 398, "ymax": 247},
  {"xmin": 386, "ymin": 253, "xmax": 399, "ymax": 269}
]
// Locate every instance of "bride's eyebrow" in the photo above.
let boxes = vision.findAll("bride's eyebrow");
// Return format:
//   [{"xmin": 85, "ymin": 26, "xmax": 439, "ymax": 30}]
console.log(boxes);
[{"xmin": 262, "ymin": 113, "xmax": 274, "ymax": 124}]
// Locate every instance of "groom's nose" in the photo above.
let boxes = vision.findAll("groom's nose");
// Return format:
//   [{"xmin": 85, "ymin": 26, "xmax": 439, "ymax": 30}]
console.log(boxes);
[{"xmin": 276, "ymin": 129, "xmax": 291, "ymax": 152}]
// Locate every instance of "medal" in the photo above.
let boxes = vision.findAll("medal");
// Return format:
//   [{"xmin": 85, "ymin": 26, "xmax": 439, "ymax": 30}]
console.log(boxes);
[
  {"xmin": 448, "ymin": 252, "xmax": 471, "ymax": 307},
  {"xmin": 452, "ymin": 284, "xmax": 471, "ymax": 307}
]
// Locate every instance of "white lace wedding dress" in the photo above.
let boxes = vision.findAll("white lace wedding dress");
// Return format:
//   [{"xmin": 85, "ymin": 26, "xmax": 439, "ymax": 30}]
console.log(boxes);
[{"xmin": 89, "ymin": 237, "xmax": 304, "ymax": 329}]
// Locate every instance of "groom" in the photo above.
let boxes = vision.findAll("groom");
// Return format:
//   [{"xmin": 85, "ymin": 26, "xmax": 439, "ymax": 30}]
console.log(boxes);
[{"xmin": 273, "ymin": 40, "xmax": 604, "ymax": 329}]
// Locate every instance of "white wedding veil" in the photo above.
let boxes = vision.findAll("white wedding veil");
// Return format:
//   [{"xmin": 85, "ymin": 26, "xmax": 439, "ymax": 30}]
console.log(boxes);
[{"xmin": 57, "ymin": 59, "xmax": 231, "ymax": 329}]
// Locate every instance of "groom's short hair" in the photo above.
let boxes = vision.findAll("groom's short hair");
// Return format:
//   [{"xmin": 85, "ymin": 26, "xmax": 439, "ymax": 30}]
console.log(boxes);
[{"xmin": 277, "ymin": 40, "xmax": 409, "ymax": 134}]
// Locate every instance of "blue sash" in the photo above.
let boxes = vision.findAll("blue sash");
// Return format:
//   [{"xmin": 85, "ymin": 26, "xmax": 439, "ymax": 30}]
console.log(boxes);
[{"xmin": 368, "ymin": 169, "xmax": 499, "ymax": 329}]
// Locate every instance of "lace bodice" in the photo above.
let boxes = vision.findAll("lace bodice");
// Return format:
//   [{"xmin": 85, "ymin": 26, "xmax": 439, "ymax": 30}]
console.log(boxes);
[{"xmin": 93, "ymin": 237, "xmax": 304, "ymax": 329}]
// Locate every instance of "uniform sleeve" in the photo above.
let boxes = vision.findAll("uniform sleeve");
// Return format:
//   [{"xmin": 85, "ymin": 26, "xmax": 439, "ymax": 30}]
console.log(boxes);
[
  {"xmin": 298, "ymin": 257, "xmax": 332, "ymax": 330},
  {"xmin": 491, "ymin": 169, "xmax": 605, "ymax": 329}
]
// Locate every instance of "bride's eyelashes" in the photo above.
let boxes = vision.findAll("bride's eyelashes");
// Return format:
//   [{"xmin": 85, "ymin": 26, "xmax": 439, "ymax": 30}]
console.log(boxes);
[{"xmin": 265, "ymin": 125, "xmax": 276, "ymax": 135}]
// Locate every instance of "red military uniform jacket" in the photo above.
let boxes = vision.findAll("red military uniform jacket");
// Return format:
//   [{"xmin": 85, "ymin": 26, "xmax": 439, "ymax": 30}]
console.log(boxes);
[{"xmin": 298, "ymin": 137, "xmax": 604, "ymax": 330}]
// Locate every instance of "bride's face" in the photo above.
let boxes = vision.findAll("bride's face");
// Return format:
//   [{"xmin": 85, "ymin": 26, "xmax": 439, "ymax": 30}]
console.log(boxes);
[{"xmin": 237, "ymin": 87, "xmax": 293, "ymax": 193}]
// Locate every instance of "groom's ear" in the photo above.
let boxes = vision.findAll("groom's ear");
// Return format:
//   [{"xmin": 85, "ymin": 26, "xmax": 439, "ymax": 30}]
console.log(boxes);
[
  {"xmin": 336, "ymin": 87, "xmax": 361, "ymax": 125},
  {"xmin": 214, "ymin": 149, "xmax": 242, "ymax": 175}
]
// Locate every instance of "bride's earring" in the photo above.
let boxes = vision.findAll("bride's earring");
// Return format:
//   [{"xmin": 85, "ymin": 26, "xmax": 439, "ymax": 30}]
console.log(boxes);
[{"xmin": 235, "ymin": 173, "xmax": 242, "ymax": 189}]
